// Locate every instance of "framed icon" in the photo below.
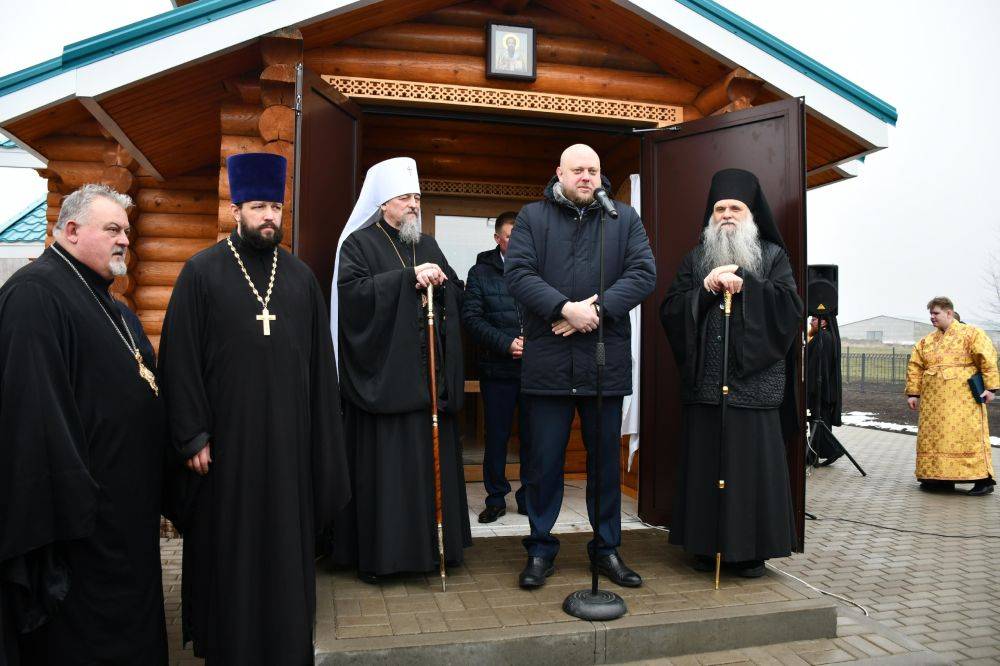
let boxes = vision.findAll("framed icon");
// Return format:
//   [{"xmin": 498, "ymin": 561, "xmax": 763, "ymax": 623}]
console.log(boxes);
[{"xmin": 486, "ymin": 22, "xmax": 537, "ymax": 82}]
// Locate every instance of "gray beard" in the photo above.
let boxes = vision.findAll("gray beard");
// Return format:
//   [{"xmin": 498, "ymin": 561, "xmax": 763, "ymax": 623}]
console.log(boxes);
[
  {"xmin": 398, "ymin": 214, "xmax": 422, "ymax": 246},
  {"xmin": 699, "ymin": 214, "xmax": 763, "ymax": 278},
  {"xmin": 109, "ymin": 255, "xmax": 127, "ymax": 277}
]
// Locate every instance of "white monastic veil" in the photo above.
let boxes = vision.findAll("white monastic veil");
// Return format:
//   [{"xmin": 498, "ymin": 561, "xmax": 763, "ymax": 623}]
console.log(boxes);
[{"xmin": 329, "ymin": 157, "xmax": 421, "ymax": 366}]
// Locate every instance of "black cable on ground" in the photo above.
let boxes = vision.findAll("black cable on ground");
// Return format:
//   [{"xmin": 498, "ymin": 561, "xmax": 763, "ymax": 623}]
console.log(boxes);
[{"xmin": 806, "ymin": 514, "xmax": 1000, "ymax": 539}]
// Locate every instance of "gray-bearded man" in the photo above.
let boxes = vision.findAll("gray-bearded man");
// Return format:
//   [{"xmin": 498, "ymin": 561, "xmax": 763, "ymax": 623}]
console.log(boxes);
[
  {"xmin": 0, "ymin": 184, "xmax": 167, "ymax": 664},
  {"xmin": 330, "ymin": 157, "xmax": 471, "ymax": 583},
  {"xmin": 659, "ymin": 168, "xmax": 802, "ymax": 578}
]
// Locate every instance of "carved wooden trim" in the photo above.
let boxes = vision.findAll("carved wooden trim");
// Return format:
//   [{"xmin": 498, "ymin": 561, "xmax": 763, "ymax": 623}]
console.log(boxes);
[
  {"xmin": 420, "ymin": 178, "xmax": 543, "ymax": 200},
  {"xmin": 322, "ymin": 76, "xmax": 682, "ymax": 126}
]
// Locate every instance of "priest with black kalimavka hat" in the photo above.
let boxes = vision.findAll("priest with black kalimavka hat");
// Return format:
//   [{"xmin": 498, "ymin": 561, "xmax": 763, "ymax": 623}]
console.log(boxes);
[
  {"xmin": 159, "ymin": 152, "xmax": 350, "ymax": 665},
  {"xmin": 660, "ymin": 168, "xmax": 802, "ymax": 578}
]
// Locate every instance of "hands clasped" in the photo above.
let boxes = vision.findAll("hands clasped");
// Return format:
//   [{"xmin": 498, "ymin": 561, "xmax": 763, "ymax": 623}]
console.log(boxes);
[
  {"xmin": 703, "ymin": 264, "xmax": 743, "ymax": 294},
  {"xmin": 552, "ymin": 295, "xmax": 599, "ymax": 337}
]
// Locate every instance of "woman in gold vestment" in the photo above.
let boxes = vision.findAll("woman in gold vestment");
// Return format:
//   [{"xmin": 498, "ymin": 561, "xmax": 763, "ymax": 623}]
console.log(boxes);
[{"xmin": 906, "ymin": 297, "xmax": 998, "ymax": 496}]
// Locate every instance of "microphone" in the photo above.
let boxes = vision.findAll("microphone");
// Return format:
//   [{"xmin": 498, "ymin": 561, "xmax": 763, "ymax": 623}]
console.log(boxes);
[{"xmin": 593, "ymin": 188, "xmax": 618, "ymax": 219}]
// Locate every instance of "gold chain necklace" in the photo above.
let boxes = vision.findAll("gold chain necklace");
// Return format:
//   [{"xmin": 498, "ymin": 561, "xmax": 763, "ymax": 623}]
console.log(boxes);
[
  {"xmin": 226, "ymin": 238, "xmax": 279, "ymax": 336},
  {"xmin": 51, "ymin": 245, "xmax": 159, "ymax": 396},
  {"xmin": 376, "ymin": 221, "xmax": 416, "ymax": 268}
]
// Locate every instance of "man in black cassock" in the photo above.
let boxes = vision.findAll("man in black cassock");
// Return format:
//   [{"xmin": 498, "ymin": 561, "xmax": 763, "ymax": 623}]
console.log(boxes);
[
  {"xmin": 158, "ymin": 153, "xmax": 350, "ymax": 665},
  {"xmin": 660, "ymin": 168, "xmax": 802, "ymax": 578},
  {"xmin": 330, "ymin": 157, "xmax": 471, "ymax": 582},
  {"xmin": 0, "ymin": 184, "xmax": 167, "ymax": 664},
  {"xmin": 807, "ymin": 315, "xmax": 844, "ymax": 465}
]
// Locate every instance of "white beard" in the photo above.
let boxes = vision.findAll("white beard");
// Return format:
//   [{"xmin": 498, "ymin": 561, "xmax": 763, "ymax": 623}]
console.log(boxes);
[
  {"xmin": 699, "ymin": 213, "xmax": 763, "ymax": 278},
  {"xmin": 399, "ymin": 213, "xmax": 422, "ymax": 246},
  {"xmin": 109, "ymin": 255, "xmax": 128, "ymax": 277}
]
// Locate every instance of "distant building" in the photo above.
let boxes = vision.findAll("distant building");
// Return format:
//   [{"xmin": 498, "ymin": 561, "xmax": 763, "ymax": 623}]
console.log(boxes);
[
  {"xmin": 0, "ymin": 198, "xmax": 45, "ymax": 284},
  {"xmin": 841, "ymin": 315, "xmax": 1000, "ymax": 348},
  {"xmin": 840, "ymin": 316, "xmax": 933, "ymax": 345}
]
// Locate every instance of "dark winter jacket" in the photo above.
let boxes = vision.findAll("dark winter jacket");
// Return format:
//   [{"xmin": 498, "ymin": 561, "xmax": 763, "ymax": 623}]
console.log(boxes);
[
  {"xmin": 462, "ymin": 247, "xmax": 522, "ymax": 380},
  {"xmin": 504, "ymin": 176, "xmax": 656, "ymax": 395}
]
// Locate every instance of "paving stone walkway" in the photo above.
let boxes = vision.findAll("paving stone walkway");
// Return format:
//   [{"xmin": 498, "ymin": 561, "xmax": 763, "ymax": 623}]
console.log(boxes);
[{"xmin": 161, "ymin": 426, "xmax": 999, "ymax": 664}]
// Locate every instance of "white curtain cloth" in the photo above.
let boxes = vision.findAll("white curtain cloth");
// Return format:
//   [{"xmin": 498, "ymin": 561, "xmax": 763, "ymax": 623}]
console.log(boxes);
[{"xmin": 620, "ymin": 173, "xmax": 642, "ymax": 471}]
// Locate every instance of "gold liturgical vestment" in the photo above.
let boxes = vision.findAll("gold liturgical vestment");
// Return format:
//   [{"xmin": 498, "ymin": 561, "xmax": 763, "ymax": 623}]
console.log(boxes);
[{"xmin": 905, "ymin": 321, "xmax": 998, "ymax": 481}]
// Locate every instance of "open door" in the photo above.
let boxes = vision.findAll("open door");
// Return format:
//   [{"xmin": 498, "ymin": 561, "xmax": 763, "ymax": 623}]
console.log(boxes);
[
  {"xmin": 292, "ymin": 66, "xmax": 363, "ymax": 307},
  {"xmin": 638, "ymin": 98, "xmax": 808, "ymax": 550}
]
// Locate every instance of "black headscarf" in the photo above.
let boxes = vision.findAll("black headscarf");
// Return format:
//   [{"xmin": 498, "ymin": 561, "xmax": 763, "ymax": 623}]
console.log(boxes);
[{"xmin": 702, "ymin": 168, "xmax": 784, "ymax": 250}]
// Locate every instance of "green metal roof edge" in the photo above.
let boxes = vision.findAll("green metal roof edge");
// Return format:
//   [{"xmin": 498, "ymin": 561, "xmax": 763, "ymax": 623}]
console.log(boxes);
[
  {"xmin": 0, "ymin": 0, "xmax": 897, "ymax": 127},
  {"xmin": 676, "ymin": 0, "xmax": 898, "ymax": 125},
  {"xmin": 0, "ymin": 0, "xmax": 274, "ymax": 98},
  {"xmin": 0, "ymin": 197, "xmax": 46, "ymax": 238}
]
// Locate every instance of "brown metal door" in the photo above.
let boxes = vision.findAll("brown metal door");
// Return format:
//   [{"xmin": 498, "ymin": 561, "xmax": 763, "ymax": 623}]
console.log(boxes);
[
  {"xmin": 292, "ymin": 67, "xmax": 363, "ymax": 307},
  {"xmin": 638, "ymin": 98, "xmax": 807, "ymax": 550}
]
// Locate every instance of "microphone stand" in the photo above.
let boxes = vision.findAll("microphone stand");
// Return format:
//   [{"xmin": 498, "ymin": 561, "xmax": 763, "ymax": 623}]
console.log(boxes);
[{"xmin": 563, "ymin": 207, "xmax": 627, "ymax": 621}]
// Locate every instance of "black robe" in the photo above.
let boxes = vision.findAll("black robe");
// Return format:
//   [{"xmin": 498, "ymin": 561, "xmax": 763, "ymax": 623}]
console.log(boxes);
[
  {"xmin": 660, "ymin": 243, "xmax": 802, "ymax": 562},
  {"xmin": 333, "ymin": 221, "xmax": 471, "ymax": 576},
  {"xmin": 0, "ymin": 246, "xmax": 166, "ymax": 665},
  {"xmin": 807, "ymin": 322, "xmax": 842, "ymax": 428},
  {"xmin": 158, "ymin": 230, "xmax": 350, "ymax": 665}
]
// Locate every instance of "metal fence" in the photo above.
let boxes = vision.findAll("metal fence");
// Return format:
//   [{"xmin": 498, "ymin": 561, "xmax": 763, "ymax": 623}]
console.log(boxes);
[{"xmin": 841, "ymin": 348, "xmax": 909, "ymax": 393}]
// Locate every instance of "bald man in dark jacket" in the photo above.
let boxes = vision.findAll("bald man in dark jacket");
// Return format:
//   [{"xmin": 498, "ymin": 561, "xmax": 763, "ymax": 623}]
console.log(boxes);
[{"xmin": 505, "ymin": 144, "xmax": 655, "ymax": 589}]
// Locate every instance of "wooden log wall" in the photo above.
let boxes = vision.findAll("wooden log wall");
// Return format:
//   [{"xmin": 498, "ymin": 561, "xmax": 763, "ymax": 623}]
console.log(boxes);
[
  {"xmin": 133, "ymin": 174, "xmax": 218, "ymax": 349},
  {"xmin": 304, "ymin": 1, "xmax": 709, "ymax": 133}
]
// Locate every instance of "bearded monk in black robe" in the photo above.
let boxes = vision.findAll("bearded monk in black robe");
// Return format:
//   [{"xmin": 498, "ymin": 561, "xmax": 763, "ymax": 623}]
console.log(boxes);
[{"xmin": 660, "ymin": 168, "xmax": 802, "ymax": 578}]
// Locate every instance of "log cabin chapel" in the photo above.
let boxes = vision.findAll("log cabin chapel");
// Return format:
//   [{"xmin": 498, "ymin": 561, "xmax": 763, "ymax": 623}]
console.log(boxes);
[{"xmin": 0, "ymin": 0, "xmax": 895, "ymax": 543}]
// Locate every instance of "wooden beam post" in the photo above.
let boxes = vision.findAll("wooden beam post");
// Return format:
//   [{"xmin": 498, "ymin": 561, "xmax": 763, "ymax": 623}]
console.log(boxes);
[{"xmin": 693, "ymin": 67, "xmax": 765, "ymax": 117}]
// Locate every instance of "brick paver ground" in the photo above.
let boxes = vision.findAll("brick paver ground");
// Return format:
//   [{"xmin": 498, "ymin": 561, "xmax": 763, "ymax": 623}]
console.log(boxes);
[
  {"xmin": 319, "ymin": 529, "xmax": 819, "ymax": 641},
  {"xmin": 161, "ymin": 426, "xmax": 998, "ymax": 664}
]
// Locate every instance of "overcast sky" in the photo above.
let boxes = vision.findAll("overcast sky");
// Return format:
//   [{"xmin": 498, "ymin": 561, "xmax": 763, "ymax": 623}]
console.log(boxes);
[{"xmin": 1, "ymin": 0, "xmax": 997, "ymax": 324}]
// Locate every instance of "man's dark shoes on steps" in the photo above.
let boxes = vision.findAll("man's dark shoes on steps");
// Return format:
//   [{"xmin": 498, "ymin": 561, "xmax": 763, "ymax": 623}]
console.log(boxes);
[
  {"xmin": 518, "ymin": 557, "xmax": 554, "ymax": 588},
  {"xmin": 593, "ymin": 552, "xmax": 642, "ymax": 587},
  {"xmin": 478, "ymin": 505, "xmax": 506, "ymax": 523}
]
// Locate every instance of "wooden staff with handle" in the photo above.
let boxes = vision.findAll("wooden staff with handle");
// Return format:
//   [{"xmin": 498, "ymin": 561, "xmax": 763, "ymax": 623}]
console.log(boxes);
[
  {"xmin": 426, "ymin": 284, "xmax": 447, "ymax": 591},
  {"xmin": 715, "ymin": 290, "xmax": 733, "ymax": 590}
]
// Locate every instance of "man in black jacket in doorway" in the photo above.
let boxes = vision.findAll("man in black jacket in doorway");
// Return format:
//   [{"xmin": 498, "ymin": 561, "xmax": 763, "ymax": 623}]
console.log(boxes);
[
  {"xmin": 462, "ymin": 212, "xmax": 530, "ymax": 523},
  {"xmin": 505, "ymin": 144, "xmax": 656, "ymax": 589}
]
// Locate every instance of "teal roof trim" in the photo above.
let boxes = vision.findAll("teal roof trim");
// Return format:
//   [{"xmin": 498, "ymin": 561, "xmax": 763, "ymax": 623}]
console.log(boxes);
[
  {"xmin": 0, "ymin": 0, "xmax": 274, "ymax": 98},
  {"xmin": 0, "ymin": 0, "xmax": 897, "ymax": 128},
  {"xmin": 0, "ymin": 198, "xmax": 46, "ymax": 244},
  {"xmin": 676, "ymin": 0, "xmax": 898, "ymax": 125}
]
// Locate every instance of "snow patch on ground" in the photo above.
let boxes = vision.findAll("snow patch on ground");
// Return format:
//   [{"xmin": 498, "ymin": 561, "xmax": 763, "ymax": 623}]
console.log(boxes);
[
  {"xmin": 841, "ymin": 411, "xmax": 1000, "ymax": 447},
  {"xmin": 841, "ymin": 411, "xmax": 918, "ymax": 435}
]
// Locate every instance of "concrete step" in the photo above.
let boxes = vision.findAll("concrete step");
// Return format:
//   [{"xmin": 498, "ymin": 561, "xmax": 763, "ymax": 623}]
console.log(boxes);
[{"xmin": 315, "ymin": 530, "xmax": 839, "ymax": 664}]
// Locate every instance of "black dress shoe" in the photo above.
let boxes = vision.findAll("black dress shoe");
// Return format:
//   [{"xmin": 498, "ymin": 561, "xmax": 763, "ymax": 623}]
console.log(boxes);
[
  {"xmin": 478, "ymin": 505, "xmax": 506, "ymax": 523},
  {"xmin": 357, "ymin": 570, "xmax": 379, "ymax": 585},
  {"xmin": 593, "ymin": 552, "xmax": 642, "ymax": 587},
  {"xmin": 733, "ymin": 560, "xmax": 766, "ymax": 578},
  {"xmin": 518, "ymin": 557, "xmax": 554, "ymax": 588},
  {"xmin": 691, "ymin": 554, "xmax": 714, "ymax": 572},
  {"xmin": 919, "ymin": 480, "xmax": 955, "ymax": 492},
  {"xmin": 968, "ymin": 482, "xmax": 995, "ymax": 496},
  {"xmin": 516, "ymin": 506, "xmax": 528, "ymax": 516}
]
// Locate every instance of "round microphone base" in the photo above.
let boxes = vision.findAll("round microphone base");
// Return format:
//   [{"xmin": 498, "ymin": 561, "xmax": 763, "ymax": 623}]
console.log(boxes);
[{"xmin": 562, "ymin": 589, "xmax": 627, "ymax": 621}]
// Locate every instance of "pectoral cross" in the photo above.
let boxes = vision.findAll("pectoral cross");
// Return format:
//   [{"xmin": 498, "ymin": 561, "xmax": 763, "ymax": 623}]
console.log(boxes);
[{"xmin": 256, "ymin": 307, "xmax": 276, "ymax": 336}]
